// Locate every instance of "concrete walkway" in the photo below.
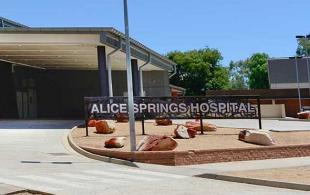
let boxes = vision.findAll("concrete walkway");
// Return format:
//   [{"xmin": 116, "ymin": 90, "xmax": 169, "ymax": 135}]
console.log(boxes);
[
  {"xmin": 214, "ymin": 166, "xmax": 310, "ymax": 190},
  {"xmin": 136, "ymin": 156, "xmax": 310, "ymax": 191},
  {"xmin": 0, "ymin": 120, "xmax": 308, "ymax": 194},
  {"xmin": 0, "ymin": 183, "xmax": 26, "ymax": 194},
  {"xmin": 135, "ymin": 156, "xmax": 310, "ymax": 176}
]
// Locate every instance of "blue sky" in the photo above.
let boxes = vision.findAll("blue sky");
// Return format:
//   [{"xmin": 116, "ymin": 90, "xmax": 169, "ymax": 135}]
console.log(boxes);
[{"xmin": 2, "ymin": 0, "xmax": 310, "ymax": 65}]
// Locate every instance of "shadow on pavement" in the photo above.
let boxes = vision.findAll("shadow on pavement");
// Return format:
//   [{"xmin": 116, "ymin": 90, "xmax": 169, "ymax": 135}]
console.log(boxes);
[{"xmin": 0, "ymin": 120, "xmax": 83, "ymax": 129}]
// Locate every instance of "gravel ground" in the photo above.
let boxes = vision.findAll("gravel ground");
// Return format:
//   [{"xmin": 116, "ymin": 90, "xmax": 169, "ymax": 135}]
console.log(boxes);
[{"xmin": 71, "ymin": 120, "xmax": 310, "ymax": 152}]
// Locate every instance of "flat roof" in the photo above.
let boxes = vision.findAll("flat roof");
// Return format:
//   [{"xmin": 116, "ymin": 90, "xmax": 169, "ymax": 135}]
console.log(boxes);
[{"xmin": 0, "ymin": 26, "xmax": 176, "ymax": 71}]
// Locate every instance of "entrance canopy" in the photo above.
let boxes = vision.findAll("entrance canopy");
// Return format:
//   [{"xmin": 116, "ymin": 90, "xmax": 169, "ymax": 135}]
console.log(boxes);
[{"xmin": 0, "ymin": 27, "xmax": 176, "ymax": 71}]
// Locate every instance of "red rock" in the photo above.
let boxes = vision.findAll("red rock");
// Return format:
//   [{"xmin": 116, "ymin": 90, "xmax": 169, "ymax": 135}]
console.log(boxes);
[
  {"xmin": 105, "ymin": 137, "xmax": 126, "ymax": 148},
  {"xmin": 88, "ymin": 119, "xmax": 97, "ymax": 127},
  {"xmin": 187, "ymin": 128, "xmax": 197, "ymax": 138},
  {"xmin": 203, "ymin": 124, "xmax": 217, "ymax": 131},
  {"xmin": 155, "ymin": 117, "xmax": 172, "ymax": 126},
  {"xmin": 137, "ymin": 135, "xmax": 177, "ymax": 151},
  {"xmin": 185, "ymin": 121, "xmax": 217, "ymax": 131},
  {"xmin": 297, "ymin": 111, "xmax": 310, "ymax": 119},
  {"xmin": 115, "ymin": 113, "xmax": 129, "ymax": 122},
  {"xmin": 185, "ymin": 121, "xmax": 197, "ymax": 127},
  {"xmin": 95, "ymin": 120, "xmax": 115, "ymax": 134},
  {"xmin": 239, "ymin": 130, "xmax": 246, "ymax": 140}
]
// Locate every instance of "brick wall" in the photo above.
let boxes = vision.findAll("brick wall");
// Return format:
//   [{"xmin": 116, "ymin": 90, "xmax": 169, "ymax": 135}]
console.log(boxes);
[
  {"xmin": 275, "ymin": 99, "xmax": 310, "ymax": 117},
  {"xmin": 82, "ymin": 144, "xmax": 310, "ymax": 166}
]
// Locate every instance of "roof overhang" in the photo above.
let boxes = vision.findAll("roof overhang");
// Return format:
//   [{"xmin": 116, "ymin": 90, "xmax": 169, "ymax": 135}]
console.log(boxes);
[{"xmin": 0, "ymin": 27, "xmax": 176, "ymax": 71}]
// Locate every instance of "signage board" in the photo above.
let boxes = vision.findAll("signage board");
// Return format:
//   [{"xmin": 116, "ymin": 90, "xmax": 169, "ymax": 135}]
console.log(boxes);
[{"xmin": 84, "ymin": 96, "xmax": 262, "ymax": 135}]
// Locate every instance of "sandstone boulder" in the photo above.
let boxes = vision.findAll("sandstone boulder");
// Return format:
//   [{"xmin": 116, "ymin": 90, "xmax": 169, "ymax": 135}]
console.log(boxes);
[
  {"xmin": 174, "ymin": 125, "xmax": 196, "ymax": 139},
  {"xmin": 297, "ymin": 111, "xmax": 310, "ymax": 119},
  {"xmin": 105, "ymin": 137, "xmax": 126, "ymax": 148},
  {"xmin": 239, "ymin": 130, "xmax": 275, "ymax": 146},
  {"xmin": 115, "ymin": 113, "xmax": 129, "ymax": 122},
  {"xmin": 202, "ymin": 124, "xmax": 217, "ymax": 131},
  {"xmin": 137, "ymin": 135, "xmax": 177, "ymax": 151},
  {"xmin": 185, "ymin": 121, "xmax": 217, "ymax": 131},
  {"xmin": 88, "ymin": 119, "xmax": 97, "ymax": 127},
  {"xmin": 155, "ymin": 118, "xmax": 172, "ymax": 126},
  {"xmin": 187, "ymin": 128, "xmax": 197, "ymax": 138},
  {"xmin": 95, "ymin": 120, "xmax": 116, "ymax": 134}
]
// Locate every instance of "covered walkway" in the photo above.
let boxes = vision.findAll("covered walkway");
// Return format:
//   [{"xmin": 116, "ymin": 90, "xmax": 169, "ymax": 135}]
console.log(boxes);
[{"xmin": 0, "ymin": 18, "xmax": 176, "ymax": 119}]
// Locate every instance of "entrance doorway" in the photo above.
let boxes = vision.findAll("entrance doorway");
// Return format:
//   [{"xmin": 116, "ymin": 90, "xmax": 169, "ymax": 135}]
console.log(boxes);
[{"xmin": 16, "ymin": 78, "xmax": 37, "ymax": 119}]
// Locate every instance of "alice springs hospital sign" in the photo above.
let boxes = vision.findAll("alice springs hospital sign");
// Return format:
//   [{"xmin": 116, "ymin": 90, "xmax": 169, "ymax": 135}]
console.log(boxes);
[
  {"xmin": 85, "ymin": 96, "xmax": 261, "ymax": 120},
  {"xmin": 84, "ymin": 96, "xmax": 262, "ymax": 136},
  {"xmin": 90, "ymin": 101, "xmax": 256, "ymax": 116}
]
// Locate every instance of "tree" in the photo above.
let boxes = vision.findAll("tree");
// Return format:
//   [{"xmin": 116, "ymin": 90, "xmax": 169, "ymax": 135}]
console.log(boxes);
[
  {"xmin": 167, "ymin": 48, "xmax": 229, "ymax": 95},
  {"xmin": 247, "ymin": 53, "xmax": 269, "ymax": 89},
  {"xmin": 228, "ymin": 60, "xmax": 249, "ymax": 89},
  {"xmin": 296, "ymin": 37, "xmax": 310, "ymax": 56},
  {"xmin": 208, "ymin": 66, "xmax": 230, "ymax": 90},
  {"xmin": 228, "ymin": 53, "xmax": 269, "ymax": 89}
]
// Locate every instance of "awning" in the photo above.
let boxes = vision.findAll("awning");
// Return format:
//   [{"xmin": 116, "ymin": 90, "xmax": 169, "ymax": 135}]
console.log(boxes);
[{"xmin": 0, "ymin": 28, "xmax": 176, "ymax": 71}]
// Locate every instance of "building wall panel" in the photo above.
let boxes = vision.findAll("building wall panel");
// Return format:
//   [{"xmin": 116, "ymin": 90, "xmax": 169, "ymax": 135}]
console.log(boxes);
[{"xmin": 0, "ymin": 61, "xmax": 18, "ymax": 118}]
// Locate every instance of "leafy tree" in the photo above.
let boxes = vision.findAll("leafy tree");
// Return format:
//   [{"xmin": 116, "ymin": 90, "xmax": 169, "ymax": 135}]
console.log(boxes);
[
  {"xmin": 167, "ymin": 48, "xmax": 228, "ymax": 95},
  {"xmin": 247, "ymin": 53, "xmax": 270, "ymax": 89},
  {"xmin": 296, "ymin": 37, "xmax": 310, "ymax": 56},
  {"xmin": 228, "ymin": 60, "xmax": 249, "ymax": 89},
  {"xmin": 229, "ymin": 53, "xmax": 269, "ymax": 89},
  {"xmin": 208, "ymin": 67, "xmax": 230, "ymax": 90}
]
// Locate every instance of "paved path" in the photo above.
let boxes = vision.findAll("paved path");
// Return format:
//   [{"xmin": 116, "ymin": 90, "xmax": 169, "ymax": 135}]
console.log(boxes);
[
  {"xmin": 187, "ymin": 156, "xmax": 310, "ymax": 174},
  {"xmin": 135, "ymin": 156, "xmax": 310, "ymax": 176},
  {"xmin": 0, "ymin": 120, "xmax": 308, "ymax": 195},
  {"xmin": 136, "ymin": 156, "xmax": 310, "ymax": 191},
  {"xmin": 222, "ymin": 166, "xmax": 310, "ymax": 186},
  {"xmin": 0, "ymin": 183, "xmax": 26, "ymax": 194},
  {"xmin": 169, "ymin": 119, "xmax": 310, "ymax": 131}
]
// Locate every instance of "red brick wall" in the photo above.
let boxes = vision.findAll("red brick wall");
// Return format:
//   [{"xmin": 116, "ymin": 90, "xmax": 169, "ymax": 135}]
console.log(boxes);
[
  {"xmin": 82, "ymin": 144, "xmax": 310, "ymax": 166},
  {"xmin": 249, "ymin": 99, "xmax": 310, "ymax": 117},
  {"xmin": 174, "ymin": 145, "xmax": 310, "ymax": 165},
  {"xmin": 275, "ymin": 99, "xmax": 310, "ymax": 117}
]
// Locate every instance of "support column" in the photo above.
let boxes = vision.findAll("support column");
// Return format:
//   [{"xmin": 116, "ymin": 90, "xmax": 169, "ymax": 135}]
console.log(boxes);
[
  {"xmin": 139, "ymin": 69, "xmax": 144, "ymax": 96},
  {"xmin": 97, "ymin": 46, "xmax": 109, "ymax": 97},
  {"xmin": 131, "ymin": 59, "xmax": 140, "ymax": 96}
]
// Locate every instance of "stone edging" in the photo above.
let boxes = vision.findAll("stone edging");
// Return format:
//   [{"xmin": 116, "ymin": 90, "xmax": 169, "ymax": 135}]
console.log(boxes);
[{"xmin": 67, "ymin": 127, "xmax": 138, "ymax": 167}]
